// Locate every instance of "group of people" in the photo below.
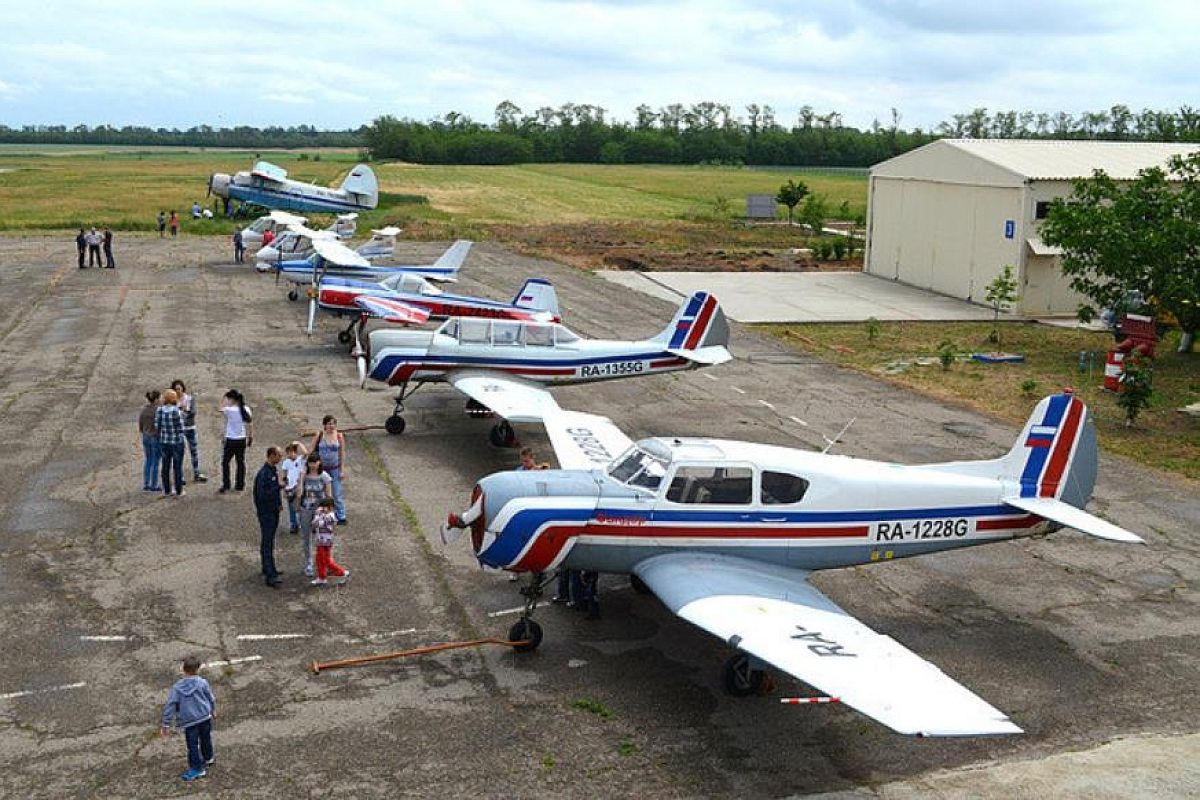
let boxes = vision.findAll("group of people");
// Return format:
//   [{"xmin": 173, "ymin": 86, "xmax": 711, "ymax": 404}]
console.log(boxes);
[
  {"xmin": 75, "ymin": 227, "xmax": 116, "ymax": 269},
  {"xmin": 156, "ymin": 210, "xmax": 181, "ymax": 238}
]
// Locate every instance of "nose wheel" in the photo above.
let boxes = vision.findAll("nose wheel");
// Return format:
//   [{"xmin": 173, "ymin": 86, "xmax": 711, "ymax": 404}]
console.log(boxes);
[
  {"xmin": 287, "ymin": 289, "xmax": 299, "ymax": 301},
  {"xmin": 385, "ymin": 415, "xmax": 406, "ymax": 435},
  {"xmin": 507, "ymin": 571, "xmax": 551, "ymax": 652},
  {"xmin": 489, "ymin": 420, "xmax": 518, "ymax": 448},
  {"xmin": 722, "ymin": 653, "xmax": 767, "ymax": 697}
]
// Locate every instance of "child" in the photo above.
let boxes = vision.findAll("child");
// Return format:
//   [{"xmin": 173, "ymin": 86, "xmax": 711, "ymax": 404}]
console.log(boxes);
[
  {"xmin": 281, "ymin": 441, "xmax": 307, "ymax": 534},
  {"xmin": 159, "ymin": 656, "xmax": 216, "ymax": 782},
  {"xmin": 311, "ymin": 498, "xmax": 349, "ymax": 586}
]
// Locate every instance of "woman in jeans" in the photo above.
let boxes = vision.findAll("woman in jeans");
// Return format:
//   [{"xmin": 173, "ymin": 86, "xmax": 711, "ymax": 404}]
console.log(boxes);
[
  {"xmin": 218, "ymin": 389, "xmax": 253, "ymax": 493},
  {"xmin": 138, "ymin": 390, "xmax": 161, "ymax": 491},
  {"xmin": 155, "ymin": 389, "xmax": 186, "ymax": 497},
  {"xmin": 296, "ymin": 453, "xmax": 333, "ymax": 577},
  {"xmin": 310, "ymin": 415, "xmax": 348, "ymax": 523}
]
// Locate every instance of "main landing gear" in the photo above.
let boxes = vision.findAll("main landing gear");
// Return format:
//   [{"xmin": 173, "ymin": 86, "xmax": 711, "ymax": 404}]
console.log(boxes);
[
  {"xmin": 287, "ymin": 289, "xmax": 299, "ymax": 302},
  {"xmin": 337, "ymin": 314, "xmax": 367, "ymax": 346},
  {"xmin": 463, "ymin": 399, "xmax": 518, "ymax": 448},
  {"xmin": 385, "ymin": 382, "xmax": 422, "ymax": 436},
  {"xmin": 507, "ymin": 571, "xmax": 552, "ymax": 652},
  {"xmin": 722, "ymin": 652, "xmax": 769, "ymax": 697}
]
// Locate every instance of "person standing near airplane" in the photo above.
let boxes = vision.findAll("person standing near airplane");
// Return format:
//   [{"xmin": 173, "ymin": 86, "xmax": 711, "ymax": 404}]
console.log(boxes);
[
  {"xmin": 311, "ymin": 416, "xmax": 348, "ymax": 525},
  {"xmin": 85, "ymin": 227, "xmax": 103, "ymax": 267},
  {"xmin": 102, "ymin": 228, "xmax": 116, "ymax": 268},
  {"xmin": 156, "ymin": 389, "xmax": 186, "ymax": 497},
  {"xmin": 157, "ymin": 210, "xmax": 167, "ymax": 238},
  {"xmin": 171, "ymin": 380, "xmax": 207, "ymax": 485},
  {"xmin": 169, "ymin": 211, "xmax": 180, "ymax": 238},
  {"xmin": 139, "ymin": 390, "xmax": 162, "ymax": 492},
  {"xmin": 253, "ymin": 446, "xmax": 284, "ymax": 587},
  {"xmin": 218, "ymin": 390, "xmax": 252, "ymax": 493},
  {"xmin": 232, "ymin": 229, "xmax": 245, "ymax": 264},
  {"xmin": 75, "ymin": 228, "xmax": 86, "ymax": 268},
  {"xmin": 296, "ymin": 452, "xmax": 332, "ymax": 578}
]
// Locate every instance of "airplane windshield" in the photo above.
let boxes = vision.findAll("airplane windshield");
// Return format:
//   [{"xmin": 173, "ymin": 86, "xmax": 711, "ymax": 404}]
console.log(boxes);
[
  {"xmin": 248, "ymin": 218, "xmax": 271, "ymax": 233},
  {"xmin": 607, "ymin": 447, "xmax": 669, "ymax": 491}
]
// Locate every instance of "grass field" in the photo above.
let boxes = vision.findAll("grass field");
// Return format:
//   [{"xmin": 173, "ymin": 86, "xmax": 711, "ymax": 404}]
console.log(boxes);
[
  {"xmin": 0, "ymin": 147, "xmax": 866, "ymax": 234},
  {"xmin": 758, "ymin": 321, "xmax": 1200, "ymax": 481}
]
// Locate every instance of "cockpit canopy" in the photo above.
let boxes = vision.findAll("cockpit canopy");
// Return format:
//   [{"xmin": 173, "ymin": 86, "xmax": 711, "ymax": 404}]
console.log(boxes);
[
  {"xmin": 381, "ymin": 273, "xmax": 440, "ymax": 296},
  {"xmin": 437, "ymin": 318, "xmax": 579, "ymax": 347}
]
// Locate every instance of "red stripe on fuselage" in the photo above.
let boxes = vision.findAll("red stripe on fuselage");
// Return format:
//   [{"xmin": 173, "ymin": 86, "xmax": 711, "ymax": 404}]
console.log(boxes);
[
  {"xmin": 683, "ymin": 295, "xmax": 717, "ymax": 350},
  {"xmin": 976, "ymin": 514, "xmax": 1042, "ymax": 531},
  {"xmin": 650, "ymin": 356, "xmax": 688, "ymax": 368},
  {"xmin": 509, "ymin": 522, "xmax": 869, "ymax": 572},
  {"xmin": 1040, "ymin": 398, "xmax": 1083, "ymax": 497},
  {"xmin": 385, "ymin": 362, "xmax": 576, "ymax": 385}
]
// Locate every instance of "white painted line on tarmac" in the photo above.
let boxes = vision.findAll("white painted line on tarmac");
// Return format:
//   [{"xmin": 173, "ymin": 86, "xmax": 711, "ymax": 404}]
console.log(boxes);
[
  {"xmin": 488, "ymin": 604, "xmax": 541, "ymax": 618},
  {"xmin": 789, "ymin": 416, "xmax": 809, "ymax": 427},
  {"xmin": 339, "ymin": 629, "xmax": 423, "ymax": 643},
  {"xmin": 758, "ymin": 399, "xmax": 776, "ymax": 410},
  {"xmin": 235, "ymin": 634, "xmax": 310, "ymax": 641},
  {"xmin": 202, "ymin": 656, "xmax": 262, "ymax": 669},
  {"xmin": 703, "ymin": 373, "xmax": 719, "ymax": 381},
  {"xmin": 731, "ymin": 386, "xmax": 747, "ymax": 395},
  {"xmin": 0, "ymin": 682, "xmax": 87, "ymax": 701},
  {"xmin": 80, "ymin": 635, "xmax": 130, "ymax": 642}
]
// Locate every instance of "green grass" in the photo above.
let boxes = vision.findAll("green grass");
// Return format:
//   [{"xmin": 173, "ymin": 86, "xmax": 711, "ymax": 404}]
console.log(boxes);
[
  {"xmin": 759, "ymin": 321, "xmax": 1200, "ymax": 480},
  {"xmin": 0, "ymin": 150, "xmax": 866, "ymax": 234}
]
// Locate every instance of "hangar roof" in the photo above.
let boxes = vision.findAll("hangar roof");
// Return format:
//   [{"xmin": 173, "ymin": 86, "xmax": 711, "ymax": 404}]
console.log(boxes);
[{"xmin": 872, "ymin": 139, "xmax": 1200, "ymax": 184}]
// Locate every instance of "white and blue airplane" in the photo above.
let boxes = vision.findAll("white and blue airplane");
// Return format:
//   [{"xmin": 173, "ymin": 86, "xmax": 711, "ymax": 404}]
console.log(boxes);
[
  {"xmin": 443, "ymin": 391, "xmax": 1143, "ymax": 737},
  {"xmin": 255, "ymin": 224, "xmax": 402, "ymax": 272},
  {"xmin": 208, "ymin": 160, "xmax": 378, "ymax": 214},
  {"xmin": 360, "ymin": 291, "xmax": 730, "ymax": 440}
]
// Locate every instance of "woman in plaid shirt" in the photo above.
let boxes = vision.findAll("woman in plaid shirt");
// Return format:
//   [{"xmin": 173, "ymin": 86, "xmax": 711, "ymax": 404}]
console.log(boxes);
[{"xmin": 156, "ymin": 390, "xmax": 187, "ymax": 497}]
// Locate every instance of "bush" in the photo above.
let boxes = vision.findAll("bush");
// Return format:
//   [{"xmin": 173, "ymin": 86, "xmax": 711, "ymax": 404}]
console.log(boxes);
[{"xmin": 831, "ymin": 238, "xmax": 847, "ymax": 260}]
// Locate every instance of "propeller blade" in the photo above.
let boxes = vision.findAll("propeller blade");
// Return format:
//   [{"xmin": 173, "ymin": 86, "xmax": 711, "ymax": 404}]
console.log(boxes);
[
  {"xmin": 306, "ymin": 295, "xmax": 318, "ymax": 336},
  {"xmin": 356, "ymin": 354, "xmax": 367, "ymax": 388},
  {"xmin": 439, "ymin": 524, "xmax": 463, "ymax": 546},
  {"xmin": 206, "ymin": 174, "xmax": 213, "ymax": 198},
  {"xmin": 354, "ymin": 327, "xmax": 368, "ymax": 387}
]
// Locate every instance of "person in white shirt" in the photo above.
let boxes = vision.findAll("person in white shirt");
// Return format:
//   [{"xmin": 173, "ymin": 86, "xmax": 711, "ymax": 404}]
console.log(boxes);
[
  {"xmin": 281, "ymin": 441, "xmax": 308, "ymax": 533},
  {"xmin": 218, "ymin": 389, "xmax": 253, "ymax": 493}
]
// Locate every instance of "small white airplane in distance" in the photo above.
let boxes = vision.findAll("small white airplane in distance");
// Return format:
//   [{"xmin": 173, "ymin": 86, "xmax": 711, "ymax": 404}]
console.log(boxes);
[
  {"xmin": 208, "ymin": 160, "xmax": 379, "ymax": 214},
  {"xmin": 443, "ymin": 391, "xmax": 1144, "ymax": 737},
  {"xmin": 255, "ymin": 223, "xmax": 402, "ymax": 273},
  {"xmin": 360, "ymin": 291, "xmax": 731, "ymax": 439},
  {"xmin": 239, "ymin": 210, "xmax": 308, "ymax": 250}
]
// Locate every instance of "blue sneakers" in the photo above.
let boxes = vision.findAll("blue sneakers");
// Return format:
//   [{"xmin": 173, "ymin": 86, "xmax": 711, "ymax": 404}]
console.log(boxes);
[{"xmin": 180, "ymin": 768, "xmax": 206, "ymax": 781}]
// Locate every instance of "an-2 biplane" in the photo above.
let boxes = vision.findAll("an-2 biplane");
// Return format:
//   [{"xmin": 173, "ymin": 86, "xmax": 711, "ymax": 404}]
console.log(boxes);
[
  {"xmin": 359, "ymin": 291, "xmax": 730, "ymax": 439},
  {"xmin": 208, "ymin": 160, "xmax": 378, "ymax": 214},
  {"xmin": 443, "ymin": 391, "xmax": 1143, "ymax": 737}
]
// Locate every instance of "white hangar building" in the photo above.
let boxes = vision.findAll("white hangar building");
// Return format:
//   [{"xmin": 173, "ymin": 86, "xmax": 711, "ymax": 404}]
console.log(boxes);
[{"xmin": 864, "ymin": 139, "xmax": 1200, "ymax": 316}]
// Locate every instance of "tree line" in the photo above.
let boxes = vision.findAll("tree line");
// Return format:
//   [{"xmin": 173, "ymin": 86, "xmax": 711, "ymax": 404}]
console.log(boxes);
[{"xmin": 4, "ymin": 103, "xmax": 1200, "ymax": 165}]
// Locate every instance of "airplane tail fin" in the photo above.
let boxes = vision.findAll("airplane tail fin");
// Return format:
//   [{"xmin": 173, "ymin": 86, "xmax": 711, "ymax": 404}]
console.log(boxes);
[
  {"xmin": 512, "ymin": 278, "xmax": 559, "ymax": 318},
  {"xmin": 340, "ymin": 165, "xmax": 379, "ymax": 209},
  {"xmin": 429, "ymin": 240, "xmax": 473, "ymax": 279},
  {"xmin": 990, "ymin": 393, "xmax": 1142, "ymax": 543},
  {"xmin": 654, "ymin": 292, "xmax": 732, "ymax": 364}
]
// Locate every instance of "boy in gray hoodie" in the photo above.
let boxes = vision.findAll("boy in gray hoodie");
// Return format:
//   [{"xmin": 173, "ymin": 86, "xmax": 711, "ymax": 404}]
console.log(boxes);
[{"xmin": 159, "ymin": 656, "xmax": 216, "ymax": 781}]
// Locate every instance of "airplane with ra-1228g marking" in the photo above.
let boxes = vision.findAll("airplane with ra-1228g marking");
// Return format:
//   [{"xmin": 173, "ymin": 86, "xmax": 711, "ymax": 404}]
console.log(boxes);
[
  {"xmin": 441, "ymin": 390, "xmax": 1144, "ymax": 737},
  {"xmin": 207, "ymin": 160, "xmax": 378, "ymax": 214},
  {"xmin": 316, "ymin": 273, "xmax": 560, "ymax": 346},
  {"xmin": 358, "ymin": 291, "xmax": 730, "ymax": 440}
]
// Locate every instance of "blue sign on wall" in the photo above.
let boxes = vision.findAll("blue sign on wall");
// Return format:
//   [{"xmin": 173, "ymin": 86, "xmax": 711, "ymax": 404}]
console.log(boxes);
[{"xmin": 1004, "ymin": 219, "xmax": 1015, "ymax": 239}]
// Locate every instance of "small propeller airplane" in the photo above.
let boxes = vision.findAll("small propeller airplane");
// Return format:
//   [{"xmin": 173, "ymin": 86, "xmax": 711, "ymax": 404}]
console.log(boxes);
[
  {"xmin": 316, "ymin": 273, "xmax": 560, "ymax": 346},
  {"xmin": 208, "ymin": 160, "xmax": 379, "ymax": 214},
  {"xmin": 255, "ymin": 224, "xmax": 402, "ymax": 273},
  {"xmin": 239, "ymin": 210, "xmax": 309, "ymax": 250},
  {"xmin": 442, "ymin": 391, "xmax": 1144, "ymax": 737},
  {"xmin": 359, "ymin": 291, "xmax": 731, "ymax": 439},
  {"xmin": 289, "ymin": 238, "xmax": 475, "ymax": 334}
]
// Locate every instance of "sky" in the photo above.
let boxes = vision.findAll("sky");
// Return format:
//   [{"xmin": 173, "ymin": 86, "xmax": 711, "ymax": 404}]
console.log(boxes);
[{"xmin": 1, "ymin": 1, "xmax": 1197, "ymax": 132}]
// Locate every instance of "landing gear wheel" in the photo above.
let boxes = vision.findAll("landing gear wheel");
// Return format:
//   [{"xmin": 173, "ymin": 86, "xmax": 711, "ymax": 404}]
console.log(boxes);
[
  {"xmin": 630, "ymin": 575, "xmax": 653, "ymax": 595},
  {"xmin": 489, "ymin": 420, "xmax": 517, "ymax": 448},
  {"xmin": 385, "ymin": 415, "xmax": 406, "ymax": 435},
  {"xmin": 337, "ymin": 330, "xmax": 352, "ymax": 344},
  {"xmin": 722, "ymin": 653, "xmax": 765, "ymax": 697},
  {"xmin": 287, "ymin": 289, "xmax": 298, "ymax": 301},
  {"xmin": 508, "ymin": 619, "xmax": 543, "ymax": 652}
]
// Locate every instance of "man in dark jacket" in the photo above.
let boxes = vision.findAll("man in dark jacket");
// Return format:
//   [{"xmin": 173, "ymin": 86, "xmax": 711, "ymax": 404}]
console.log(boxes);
[
  {"xmin": 75, "ymin": 229, "xmax": 86, "ymax": 268},
  {"xmin": 253, "ymin": 446, "xmax": 284, "ymax": 586},
  {"xmin": 102, "ymin": 228, "xmax": 116, "ymax": 268}
]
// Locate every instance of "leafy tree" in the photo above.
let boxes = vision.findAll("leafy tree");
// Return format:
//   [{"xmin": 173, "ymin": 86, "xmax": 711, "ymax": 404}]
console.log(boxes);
[
  {"xmin": 984, "ymin": 265, "xmax": 1020, "ymax": 344},
  {"xmin": 1116, "ymin": 355, "xmax": 1154, "ymax": 426},
  {"xmin": 775, "ymin": 179, "xmax": 808, "ymax": 223},
  {"xmin": 1041, "ymin": 153, "xmax": 1200, "ymax": 352},
  {"xmin": 799, "ymin": 194, "xmax": 829, "ymax": 235}
]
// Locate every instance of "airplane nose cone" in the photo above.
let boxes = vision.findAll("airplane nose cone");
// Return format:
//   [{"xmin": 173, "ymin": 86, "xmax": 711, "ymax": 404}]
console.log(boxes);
[{"xmin": 209, "ymin": 173, "xmax": 231, "ymax": 198}]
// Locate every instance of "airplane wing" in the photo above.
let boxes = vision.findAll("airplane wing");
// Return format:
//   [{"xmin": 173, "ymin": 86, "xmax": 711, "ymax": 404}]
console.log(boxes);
[
  {"xmin": 313, "ymin": 238, "xmax": 371, "ymax": 268},
  {"xmin": 354, "ymin": 296, "xmax": 431, "ymax": 326},
  {"xmin": 542, "ymin": 409, "xmax": 634, "ymax": 470},
  {"xmin": 633, "ymin": 552, "xmax": 1023, "ymax": 737},
  {"xmin": 448, "ymin": 371, "xmax": 561, "ymax": 424},
  {"xmin": 1001, "ymin": 495, "xmax": 1144, "ymax": 543},
  {"xmin": 251, "ymin": 161, "xmax": 288, "ymax": 183}
]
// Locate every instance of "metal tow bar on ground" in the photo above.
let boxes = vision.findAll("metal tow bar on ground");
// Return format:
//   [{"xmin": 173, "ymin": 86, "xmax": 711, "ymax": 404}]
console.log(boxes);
[
  {"xmin": 310, "ymin": 637, "xmax": 532, "ymax": 674},
  {"xmin": 300, "ymin": 424, "xmax": 387, "ymax": 436}
]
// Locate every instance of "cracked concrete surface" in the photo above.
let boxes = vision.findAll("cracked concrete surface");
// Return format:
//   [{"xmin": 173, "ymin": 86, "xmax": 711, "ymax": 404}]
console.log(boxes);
[{"xmin": 0, "ymin": 233, "xmax": 1196, "ymax": 798}]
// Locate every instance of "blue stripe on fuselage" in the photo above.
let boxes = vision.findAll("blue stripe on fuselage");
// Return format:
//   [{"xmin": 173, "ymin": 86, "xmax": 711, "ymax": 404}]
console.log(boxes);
[
  {"xmin": 1019, "ymin": 394, "xmax": 1070, "ymax": 497},
  {"xmin": 229, "ymin": 186, "xmax": 365, "ymax": 213}
]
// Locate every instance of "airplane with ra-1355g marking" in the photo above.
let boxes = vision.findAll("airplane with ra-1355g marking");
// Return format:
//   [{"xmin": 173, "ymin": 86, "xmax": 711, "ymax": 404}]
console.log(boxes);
[
  {"xmin": 442, "ymin": 391, "xmax": 1143, "ymax": 737},
  {"xmin": 316, "ymin": 273, "xmax": 560, "ymax": 346},
  {"xmin": 207, "ymin": 160, "xmax": 378, "ymax": 214},
  {"xmin": 358, "ymin": 291, "xmax": 730, "ymax": 440}
]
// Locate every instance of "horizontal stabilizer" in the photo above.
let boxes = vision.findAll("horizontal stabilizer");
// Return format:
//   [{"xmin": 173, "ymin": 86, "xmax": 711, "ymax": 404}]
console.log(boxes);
[
  {"xmin": 1002, "ymin": 495, "xmax": 1144, "ymax": 543},
  {"xmin": 354, "ymin": 296, "xmax": 431, "ymax": 326},
  {"xmin": 666, "ymin": 345, "xmax": 732, "ymax": 365}
]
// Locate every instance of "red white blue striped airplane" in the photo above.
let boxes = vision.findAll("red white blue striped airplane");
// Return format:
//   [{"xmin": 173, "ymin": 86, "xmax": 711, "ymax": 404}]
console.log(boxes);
[
  {"xmin": 360, "ymin": 291, "xmax": 730, "ymax": 439},
  {"xmin": 316, "ymin": 273, "xmax": 560, "ymax": 345},
  {"xmin": 443, "ymin": 391, "xmax": 1143, "ymax": 737}
]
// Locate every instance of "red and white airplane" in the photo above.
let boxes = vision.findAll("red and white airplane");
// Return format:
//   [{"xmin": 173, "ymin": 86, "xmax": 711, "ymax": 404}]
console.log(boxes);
[
  {"xmin": 360, "ymin": 291, "xmax": 730, "ymax": 439},
  {"xmin": 444, "ymin": 391, "xmax": 1143, "ymax": 737},
  {"xmin": 316, "ymin": 273, "xmax": 561, "ymax": 345}
]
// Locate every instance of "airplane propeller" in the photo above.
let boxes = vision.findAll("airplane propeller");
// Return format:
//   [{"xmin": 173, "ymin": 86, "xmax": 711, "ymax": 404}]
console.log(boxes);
[
  {"xmin": 305, "ymin": 255, "xmax": 325, "ymax": 335},
  {"xmin": 353, "ymin": 330, "xmax": 368, "ymax": 389}
]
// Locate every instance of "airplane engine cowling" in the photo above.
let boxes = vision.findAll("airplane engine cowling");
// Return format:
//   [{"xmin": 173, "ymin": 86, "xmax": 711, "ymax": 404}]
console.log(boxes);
[{"xmin": 209, "ymin": 173, "xmax": 231, "ymax": 198}]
